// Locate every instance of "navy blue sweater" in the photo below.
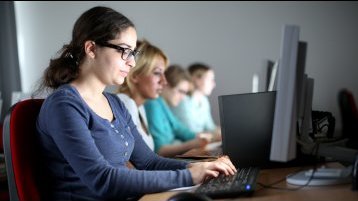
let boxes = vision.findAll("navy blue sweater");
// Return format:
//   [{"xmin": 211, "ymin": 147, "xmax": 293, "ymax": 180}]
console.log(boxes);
[{"xmin": 36, "ymin": 84, "xmax": 192, "ymax": 201}]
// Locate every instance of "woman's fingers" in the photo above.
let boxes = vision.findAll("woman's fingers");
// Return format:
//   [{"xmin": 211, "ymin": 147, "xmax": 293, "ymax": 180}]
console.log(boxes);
[
  {"xmin": 189, "ymin": 157, "xmax": 238, "ymax": 184},
  {"xmin": 210, "ymin": 156, "xmax": 237, "ymax": 175},
  {"xmin": 204, "ymin": 169, "xmax": 220, "ymax": 179},
  {"xmin": 218, "ymin": 155, "xmax": 237, "ymax": 173}
]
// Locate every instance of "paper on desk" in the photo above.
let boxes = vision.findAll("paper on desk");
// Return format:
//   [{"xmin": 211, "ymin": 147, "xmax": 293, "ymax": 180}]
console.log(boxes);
[{"xmin": 168, "ymin": 184, "xmax": 200, "ymax": 192}]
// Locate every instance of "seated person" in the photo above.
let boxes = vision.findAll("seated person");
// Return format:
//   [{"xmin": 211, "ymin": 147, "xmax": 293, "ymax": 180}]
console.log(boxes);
[
  {"xmin": 36, "ymin": 6, "xmax": 236, "ymax": 201},
  {"xmin": 116, "ymin": 39, "xmax": 168, "ymax": 151},
  {"xmin": 145, "ymin": 65, "xmax": 213, "ymax": 157},
  {"xmin": 171, "ymin": 63, "xmax": 221, "ymax": 140}
]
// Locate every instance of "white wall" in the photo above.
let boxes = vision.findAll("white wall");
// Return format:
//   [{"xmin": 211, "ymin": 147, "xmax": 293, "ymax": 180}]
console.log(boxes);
[{"xmin": 14, "ymin": 1, "xmax": 358, "ymax": 133}]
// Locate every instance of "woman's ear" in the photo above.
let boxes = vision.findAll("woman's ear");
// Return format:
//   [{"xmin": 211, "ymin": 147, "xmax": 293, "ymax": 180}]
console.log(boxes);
[
  {"xmin": 131, "ymin": 73, "xmax": 139, "ymax": 83},
  {"xmin": 84, "ymin": 41, "xmax": 96, "ymax": 58}
]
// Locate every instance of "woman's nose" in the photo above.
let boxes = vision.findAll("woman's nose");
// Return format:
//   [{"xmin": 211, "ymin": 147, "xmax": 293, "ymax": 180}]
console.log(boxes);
[{"xmin": 160, "ymin": 74, "xmax": 167, "ymax": 86}]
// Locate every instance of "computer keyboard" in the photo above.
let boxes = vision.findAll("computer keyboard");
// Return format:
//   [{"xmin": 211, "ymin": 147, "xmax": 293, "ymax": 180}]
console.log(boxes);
[{"xmin": 195, "ymin": 167, "xmax": 260, "ymax": 199}]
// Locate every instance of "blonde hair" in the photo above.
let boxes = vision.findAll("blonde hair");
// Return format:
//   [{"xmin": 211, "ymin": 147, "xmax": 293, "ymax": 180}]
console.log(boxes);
[{"xmin": 117, "ymin": 39, "xmax": 169, "ymax": 94}]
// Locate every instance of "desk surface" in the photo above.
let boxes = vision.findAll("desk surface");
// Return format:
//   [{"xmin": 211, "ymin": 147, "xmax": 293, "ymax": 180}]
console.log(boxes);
[{"xmin": 140, "ymin": 162, "xmax": 358, "ymax": 201}]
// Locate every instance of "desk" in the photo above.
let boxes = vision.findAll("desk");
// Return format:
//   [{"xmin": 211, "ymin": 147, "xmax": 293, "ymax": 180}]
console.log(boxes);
[{"xmin": 140, "ymin": 162, "xmax": 358, "ymax": 201}]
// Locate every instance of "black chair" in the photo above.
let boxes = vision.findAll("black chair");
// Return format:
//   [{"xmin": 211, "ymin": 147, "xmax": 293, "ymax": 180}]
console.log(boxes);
[{"xmin": 338, "ymin": 89, "xmax": 358, "ymax": 149}]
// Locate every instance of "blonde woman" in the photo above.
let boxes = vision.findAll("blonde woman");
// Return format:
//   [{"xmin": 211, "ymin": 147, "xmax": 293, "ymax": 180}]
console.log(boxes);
[{"xmin": 116, "ymin": 39, "xmax": 167, "ymax": 151}]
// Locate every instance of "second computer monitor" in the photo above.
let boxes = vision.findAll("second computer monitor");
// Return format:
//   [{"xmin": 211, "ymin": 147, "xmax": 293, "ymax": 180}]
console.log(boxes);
[{"xmin": 218, "ymin": 91, "xmax": 276, "ymax": 168}]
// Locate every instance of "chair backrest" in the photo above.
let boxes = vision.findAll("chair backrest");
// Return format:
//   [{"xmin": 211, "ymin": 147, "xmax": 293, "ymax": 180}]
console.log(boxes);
[
  {"xmin": 3, "ymin": 99, "xmax": 45, "ymax": 201},
  {"xmin": 338, "ymin": 89, "xmax": 358, "ymax": 148}
]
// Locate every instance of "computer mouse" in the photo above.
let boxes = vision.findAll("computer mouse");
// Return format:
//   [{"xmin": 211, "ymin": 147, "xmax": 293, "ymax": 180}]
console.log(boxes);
[{"xmin": 167, "ymin": 192, "xmax": 212, "ymax": 201}]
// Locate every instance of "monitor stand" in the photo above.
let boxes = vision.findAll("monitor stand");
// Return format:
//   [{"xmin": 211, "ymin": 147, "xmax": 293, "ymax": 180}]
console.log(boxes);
[
  {"xmin": 286, "ymin": 144, "xmax": 357, "ymax": 186},
  {"xmin": 286, "ymin": 165, "xmax": 352, "ymax": 186}
]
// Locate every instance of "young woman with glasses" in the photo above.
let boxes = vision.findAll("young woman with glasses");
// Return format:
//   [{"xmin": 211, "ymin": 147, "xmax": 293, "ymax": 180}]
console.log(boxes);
[{"xmin": 36, "ymin": 6, "xmax": 236, "ymax": 201}]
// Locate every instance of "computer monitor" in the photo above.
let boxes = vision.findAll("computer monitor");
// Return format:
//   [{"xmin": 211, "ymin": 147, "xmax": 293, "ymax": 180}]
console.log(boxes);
[
  {"xmin": 269, "ymin": 25, "xmax": 310, "ymax": 162},
  {"xmin": 252, "ymin": 59, "xmax": 275, "ymax": 93},
  {"xmin": 218, "ymin": 91, "xmax": 277, "ymax": 168}
]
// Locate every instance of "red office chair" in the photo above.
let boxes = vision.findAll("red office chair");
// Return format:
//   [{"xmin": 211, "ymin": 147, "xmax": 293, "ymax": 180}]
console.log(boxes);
[{"xmin": 3, "ymin": 99, "xmax": 45, "ymax": 201}]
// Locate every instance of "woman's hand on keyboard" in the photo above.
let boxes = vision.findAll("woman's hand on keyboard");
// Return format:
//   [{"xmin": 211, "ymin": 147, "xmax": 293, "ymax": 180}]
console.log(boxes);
[{"xmin": 187, "ymin": 155, "xmax": 237, "ymax": 184}]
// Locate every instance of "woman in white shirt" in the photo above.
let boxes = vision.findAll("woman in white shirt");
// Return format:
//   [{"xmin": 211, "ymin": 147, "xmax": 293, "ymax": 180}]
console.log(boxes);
[{"xmin": 117, "ymin": 39, "xmax": 167, "ymax": 151}]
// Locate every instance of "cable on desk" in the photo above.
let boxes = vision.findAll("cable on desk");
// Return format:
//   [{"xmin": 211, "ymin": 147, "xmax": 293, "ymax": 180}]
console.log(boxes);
[
  {"xmin": 257, "ymin": 166, "xmax": 311, "ymax": 191},
  {"xmin": 257, "ymin": 142, "xmax": 321, "ymax": 191}
]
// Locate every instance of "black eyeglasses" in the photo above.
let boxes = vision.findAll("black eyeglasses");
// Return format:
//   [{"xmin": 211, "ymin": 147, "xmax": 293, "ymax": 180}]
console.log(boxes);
[
  {"xmin": 176, "ymin": 88, "xmax": 189, "ymax": 95},
  {"xmin": 96, "ymin": 41, "xmax": 140, "ymax": 61}
]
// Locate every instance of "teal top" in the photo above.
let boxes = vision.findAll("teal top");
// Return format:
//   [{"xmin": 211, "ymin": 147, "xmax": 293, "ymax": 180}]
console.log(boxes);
[
  {"xmin": 144, "ymin": 97, "xmax": 196, "ymax": 152},
  {"xmin": 171, "ymin": 95, "xmax": 216, "ymax": 133}
]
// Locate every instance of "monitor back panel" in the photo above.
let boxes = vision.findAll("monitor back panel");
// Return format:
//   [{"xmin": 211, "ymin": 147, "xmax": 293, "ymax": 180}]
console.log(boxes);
[{"xmin": 218, "ymin": 91, "xmax": 276, "ymax": 168}]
